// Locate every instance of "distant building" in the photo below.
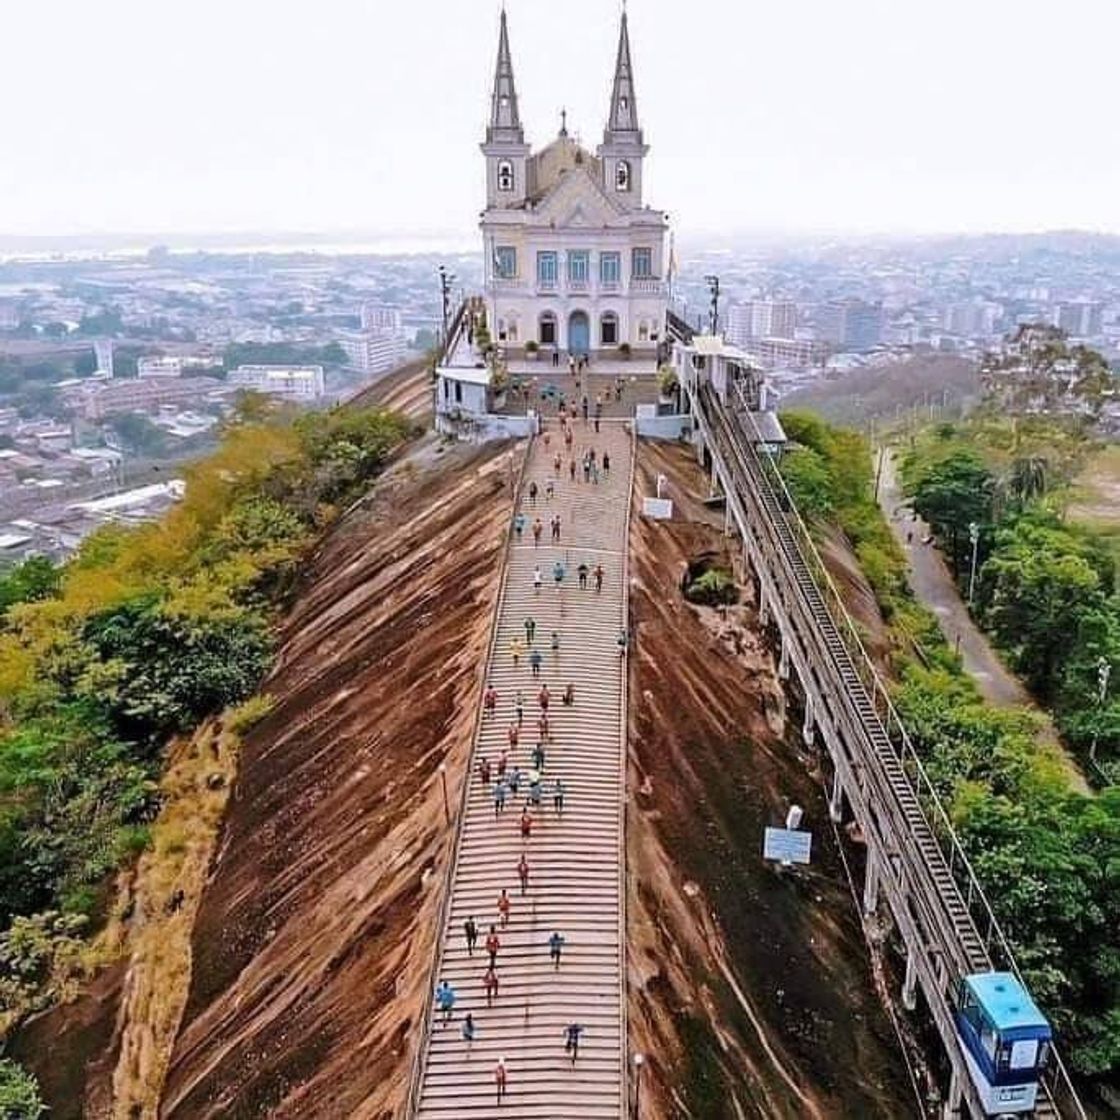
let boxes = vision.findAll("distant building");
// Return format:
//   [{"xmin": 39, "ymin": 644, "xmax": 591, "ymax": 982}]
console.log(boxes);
[
  {"xmin": 727, "ymin": 300, "xmax": 797, "ymax": 345},
  {"xmin": 734, "ymin": 336, "xmax": 827, "ymax": 370},
  {"xmin": 1051, "ymin": 301, "xmax": 1103, "ymax": 338},
  {"xmin": 94, "ymin": 339, "xmax": 114, "ymax": 377},
  {"xmin": 816, "ymin": 298, "xmax": 882, "ymax": 352},
  {"xmin": 137, "ymin": 356, "xmax": 183, "ymax": 378},
  {"xmin": 59, "ymin": 376, "xmax": 226, "ymax": 420},
  {"xmin": 227, "ymin": 364, "xmax": 325, "ymax": 401},
  {"xmin": 0, "ymin": 304, "xmax": 19, "ymax": 331},
  {"xmin": 360, "ymin": 303, "xmax": 405, "ymax": 334},
  {"xmin": 338, "ymin": 330, "xmax": 408, "ymax": 377},
  {"xmin": 942, "ymin": 301, "xmax": 1001, "ymax": 338}
]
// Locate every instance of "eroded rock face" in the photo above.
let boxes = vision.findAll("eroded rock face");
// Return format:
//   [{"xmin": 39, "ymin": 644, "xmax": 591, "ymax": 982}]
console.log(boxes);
[
  {"xmin": 158, "ymin": 441, "xmax": 517, "ymax": 1119},
  {"xmin": 626, "ymin": 439, "xmax": 918, "ymax": 1120}
]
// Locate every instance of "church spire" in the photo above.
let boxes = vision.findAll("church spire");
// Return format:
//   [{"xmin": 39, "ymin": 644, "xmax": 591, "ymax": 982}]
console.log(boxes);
[
  {"xmin": 605, "ymin": 8, "xmax": 642, "ymax": 141},
  {"xmin": 487, "ymin": 9, "xmax": 523, "ymax": 144}
]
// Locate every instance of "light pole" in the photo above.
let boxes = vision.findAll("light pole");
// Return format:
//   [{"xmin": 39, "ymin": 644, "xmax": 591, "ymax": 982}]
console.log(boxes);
[
  {"xmin": 437, "ymin": 265, "xmax": 455, "ymax": 351},
  {"xmin": 438, "ymin": 762, "xmax": 450, "ymax": 825},
  {"xmin": 704, "ymin": 275, "xmax": 720, "ymax": 336},
  {"xmin": 1090, "ymin": 657, "xmax": 1111, "ymax": 764},
  {"xmin": 632, "ymin": 1052, "xmax": 645, "ymax": 1116},
  {"xmin": 967, "ymin": 521, "xmax": 980, "ymax": 608}
]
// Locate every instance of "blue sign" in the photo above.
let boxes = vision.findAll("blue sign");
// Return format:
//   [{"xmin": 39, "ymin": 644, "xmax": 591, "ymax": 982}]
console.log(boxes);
[{"xmin": 763, "ymin": 827, "xmax": 812, "ymax": 865}]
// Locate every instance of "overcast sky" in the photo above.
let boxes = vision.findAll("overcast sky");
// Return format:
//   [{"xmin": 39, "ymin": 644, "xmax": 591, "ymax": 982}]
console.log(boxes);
[{"xmin": 2, "ymin": 0, "xmax": 1117, "ymax": 240}]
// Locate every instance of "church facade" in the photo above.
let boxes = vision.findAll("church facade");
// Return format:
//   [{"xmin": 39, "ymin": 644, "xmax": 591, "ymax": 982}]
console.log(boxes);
[{"xmin": 480, "ymin": 10, "xmax": 669, "ymax": 361}]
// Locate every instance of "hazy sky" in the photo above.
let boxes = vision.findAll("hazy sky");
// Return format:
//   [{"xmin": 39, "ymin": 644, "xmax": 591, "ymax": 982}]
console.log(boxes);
[{"xmin": 2, "ymin": 0, "xmax": 1117, "ymax": 239}]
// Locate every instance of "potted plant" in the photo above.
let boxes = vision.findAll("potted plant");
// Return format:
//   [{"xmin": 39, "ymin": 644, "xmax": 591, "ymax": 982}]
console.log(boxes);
[
  {"xmin": 619, "ymin": 342, "xmax": 632, "ymax": 360},
  {"xmin": 526, "ymin": 340, "xmax": 540, "ymax": 361}
]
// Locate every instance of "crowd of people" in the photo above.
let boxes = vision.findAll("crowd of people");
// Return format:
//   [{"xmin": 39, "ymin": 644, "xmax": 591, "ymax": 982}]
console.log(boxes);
[{"xmin": 430, "ymin": 420, "xmax": 628, "ymax": 1105}]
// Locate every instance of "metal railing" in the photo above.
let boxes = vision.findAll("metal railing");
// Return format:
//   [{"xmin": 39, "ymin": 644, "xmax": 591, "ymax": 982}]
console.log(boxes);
[
  {"xmin": 618, "ymin": 420, "xmax": 638, "ymax": 1118},
  {"xmin": 699, "ymin": 378, "xmax": 1084, "ymax": 1117}
]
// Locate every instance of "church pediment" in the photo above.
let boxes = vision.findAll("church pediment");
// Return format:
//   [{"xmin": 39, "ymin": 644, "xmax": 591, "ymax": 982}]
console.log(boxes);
[{"xmin": 531, "ymin": 166, "xmax": 625, "ymax": 229}]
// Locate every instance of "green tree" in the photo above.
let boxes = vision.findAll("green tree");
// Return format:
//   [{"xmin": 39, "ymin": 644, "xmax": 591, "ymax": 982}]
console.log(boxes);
[
  {"xmin": 0, "ymin": 1060, "xmax": 45, "ymax": 1118},
  {"xmin": 905, "ymin": 448, "xmax": 995, "ymax": 577},
  {"xmin": 0, "ymin": 559, "xmax": 61, "ymax": 616}
]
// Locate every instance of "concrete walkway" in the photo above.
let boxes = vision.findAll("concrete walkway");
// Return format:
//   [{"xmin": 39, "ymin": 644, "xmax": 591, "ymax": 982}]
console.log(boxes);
[
  {"xmin": 878, "ymin": 448, "xmax": 1090, "ymax": 792},
  {"xmin": 416, "ymin": 421, "xmax": 633, "ymax": 1118}
]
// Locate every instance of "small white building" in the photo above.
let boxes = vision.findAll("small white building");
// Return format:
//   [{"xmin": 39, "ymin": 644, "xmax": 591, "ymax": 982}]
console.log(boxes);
[
  {"xmin": 227, "ymin": 364, "xmax": 325, "ymax": 401},
  {"xmin": 137, "ymin": 356, "xmax": 183, "ymax": 378}
]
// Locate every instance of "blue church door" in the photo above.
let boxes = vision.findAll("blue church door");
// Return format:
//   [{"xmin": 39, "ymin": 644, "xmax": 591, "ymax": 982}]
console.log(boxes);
[{"xmin": 568, "ymin": 311, "xmax": 590, "ymax": 356}]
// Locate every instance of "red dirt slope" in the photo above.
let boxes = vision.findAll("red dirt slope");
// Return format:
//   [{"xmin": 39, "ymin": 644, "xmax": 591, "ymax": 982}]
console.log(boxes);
[
  {"xmin": 626, "ymin": 439, "xmax": 919, "ymax": 1119},
  {"xmin": 159, "ymin": 437, "xmax": 520, "ymax": 1118}
]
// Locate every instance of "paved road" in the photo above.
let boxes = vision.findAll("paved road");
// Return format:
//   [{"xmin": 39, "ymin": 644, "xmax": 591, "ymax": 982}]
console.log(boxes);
[{"xmin": 877, "ymin": 449, "xmax": 1090, "ymax": 792}]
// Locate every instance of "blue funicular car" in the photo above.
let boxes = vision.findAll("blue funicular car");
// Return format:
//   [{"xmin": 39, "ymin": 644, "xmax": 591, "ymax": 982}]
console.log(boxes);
[{"xmin": 955, "ymin": 971, "xmax": 1053, "ymax": 1115}]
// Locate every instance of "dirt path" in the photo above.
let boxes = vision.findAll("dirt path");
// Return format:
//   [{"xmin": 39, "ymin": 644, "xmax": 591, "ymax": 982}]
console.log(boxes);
[
  {"xmin": 626, "ymin": 439, "xmax": 920, "ymax": 1119},
  {"xmin": 878, "ymin": 449, "xmax": 1090, "ymax": 794}
]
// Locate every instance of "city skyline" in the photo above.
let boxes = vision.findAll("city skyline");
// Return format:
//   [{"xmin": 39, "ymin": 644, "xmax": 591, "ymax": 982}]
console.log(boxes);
[{"xmin": 1, "ymin": 0, "xmax": 1118, "ymax": 240}]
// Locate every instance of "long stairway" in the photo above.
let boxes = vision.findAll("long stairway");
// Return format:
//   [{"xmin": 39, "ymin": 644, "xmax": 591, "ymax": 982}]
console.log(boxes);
[{"xmin": 415, "ymin": 419, "xmax": 632, "ymax": 1119}]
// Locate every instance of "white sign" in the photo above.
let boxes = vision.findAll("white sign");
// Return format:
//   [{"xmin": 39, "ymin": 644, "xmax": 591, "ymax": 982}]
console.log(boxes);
[
  {"xmin": 763, "ymin": 827, "xmax": 812, "ymax": 865},
  {"xmin": 643, "ymin": 497, "xmax": 673, "ymax": 520}
]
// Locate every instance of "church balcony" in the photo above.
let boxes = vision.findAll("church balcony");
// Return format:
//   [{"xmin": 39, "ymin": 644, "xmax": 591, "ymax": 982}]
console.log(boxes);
[
  {"xmin": 536, "ymin": 279, "xmax": 559, "ymax": 294},
  {"xmin": 600, "ymin": 279, "xmax": 622, "ymax": 293},
  {"xmin": 491, "ymin": 276, "xmax": 526, "ymax": 290},
  {"xmin": 567, "ymin": 277, "xmax": 591, "ymax": 293},
  {"xmin": 631, "ymin": 277, "xmax": 665, "ymax": 294}
]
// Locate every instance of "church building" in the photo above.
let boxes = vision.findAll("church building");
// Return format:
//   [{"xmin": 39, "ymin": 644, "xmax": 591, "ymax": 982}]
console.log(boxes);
[{"xmin": 480, "ymin": 9, "xmax": 669, "ymax": 361}]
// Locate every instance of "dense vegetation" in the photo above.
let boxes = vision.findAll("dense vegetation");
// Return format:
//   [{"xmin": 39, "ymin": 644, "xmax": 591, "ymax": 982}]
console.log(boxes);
[
  {"xmin": 899, "ymin": 418, "xmax": 1120, "ymax": 776},
  {"xmin": 0, "ymin": 398, "xmax": 410, "ymax": 1097},
  {"xmin": 780, "ymin": 408, "xmax": 1120, "ymax": 1085}
]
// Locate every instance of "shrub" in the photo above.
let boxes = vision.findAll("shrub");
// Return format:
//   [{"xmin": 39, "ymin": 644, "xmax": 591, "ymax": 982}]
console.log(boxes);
[
  {"xmin": 619, "ymin": 342, "xmax": 632, "ymax": 358},
  {"xmin": 525, "ymin": 340, "xmax": 539, "ymax": 354},
  {"xmin": 0, "ymin": 1060, "xmax": 45, "ymax": 1118},
  {"xmin": 685, "ymin": 568, "xmax": 738, "ymax": 606}
]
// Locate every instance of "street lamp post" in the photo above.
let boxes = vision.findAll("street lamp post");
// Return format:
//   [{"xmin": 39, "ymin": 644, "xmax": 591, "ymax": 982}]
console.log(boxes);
[
  {"xmin": 437, "ymin": 265, "xmax": 455, "ymax": 352},
  {"xmin": 632, "ymin": 1052, "xmax": 645, "ymax": 1116},
  {"xmin": 704, "ymin": 275, "xmax": 720, "ymax": 336},
  {"xmin": 438, "ymin": 762, "xmax": 450, "ymax": 825},
  {"xmin": 1090, "ymin": 657, "xmax": 1111, "ymax": 764},
  {"xmin": 967, "ymin": 521, "xmax": 980, "ymax": 608}
]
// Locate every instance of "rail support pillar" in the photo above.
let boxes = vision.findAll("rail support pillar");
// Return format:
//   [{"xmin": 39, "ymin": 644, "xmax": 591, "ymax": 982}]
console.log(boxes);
[
  {"xmin": 941, "ymin": 1068, "xmax": 964, "ymax": 1119},
  {"xmin": 862, "ymin": 848, "xmax": 880, "ymax": 915},
  {"xmin": 778, "ymin": 634, "xmax": 790, "ymax": 681},
  {"xmin": 902, "ymin": 948, "xmax": 918, "ymax": 1011},
  {"xmin": 759, "ymin": 591, "xmax": 771, "ymax": 628},
  {"xmin": 828, "ymin": 769, "xmax": 843, "ymax": 823},
  {"xmin": 802, "ymin": 696, "xmax": 815, "ymax": 746}
]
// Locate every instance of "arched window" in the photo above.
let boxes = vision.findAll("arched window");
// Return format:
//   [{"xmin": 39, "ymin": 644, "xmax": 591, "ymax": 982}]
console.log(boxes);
[
  {"xmin": 497, "ymin": 160, "xmax": 514, "ymax": 192},
  {"xmin": 615, "ymin": 160, "xmax": 631, "ymax": 192},
  {"xmin": 600, "ymin": 311, "xmax": 619, "ymax": 347},
  {"xmin": 507, "ymin": 316, "xmax": 519, "ymax": 343},
  {"xmin": 539, "ymin": 311, "xmax": 557, "ymax": 346}
]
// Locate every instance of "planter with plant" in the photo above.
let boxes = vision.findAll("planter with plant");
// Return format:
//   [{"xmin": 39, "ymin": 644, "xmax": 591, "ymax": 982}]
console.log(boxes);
[
  {"xmin": 526, "ymin": 340, "xmax": 539, "ymax": 360},
  {"xmin": 619, "ymin": 342, "xmax": 632, "ymax": 360}
]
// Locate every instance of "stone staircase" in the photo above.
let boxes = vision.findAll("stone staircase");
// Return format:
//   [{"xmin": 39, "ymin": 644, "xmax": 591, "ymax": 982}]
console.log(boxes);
[{"xmin": 415, "ymin": 420, "xmax": 633, "ymax": 1119}]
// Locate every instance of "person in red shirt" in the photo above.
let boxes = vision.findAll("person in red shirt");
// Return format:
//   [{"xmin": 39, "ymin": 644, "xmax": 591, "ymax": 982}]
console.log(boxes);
[
  {"xmin": 486, "ymin": 925, "xmax": 500, "ymax": 967},
  {"xmin": 517, "ymin": 854, "xmax": 529, "ymax": 894},
  {"xmin": 519, "ymin": 809, "xmax": 532, "ymax": 839},
  {"xmin": 538, "ymin": 685, "xmax": 550, "ymax": 711},
  {"xmin": 497, "ymin": 888, "xmax": 511, "ymax": 928},
  {"xmin": 484, "ymin": 966, "xmax": 499, "ymax": 1008}
]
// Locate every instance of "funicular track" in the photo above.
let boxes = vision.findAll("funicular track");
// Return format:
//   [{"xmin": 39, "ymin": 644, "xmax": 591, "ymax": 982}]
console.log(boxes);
[{"xmin": 687, "ymin": 377, "xmax": 1081, "ymax": 1119}]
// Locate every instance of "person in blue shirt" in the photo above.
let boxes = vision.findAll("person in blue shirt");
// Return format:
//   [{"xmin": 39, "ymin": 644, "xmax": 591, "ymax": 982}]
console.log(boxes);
[
  {"xmin": 436, "ymin": 979, "xmax": 456, "ymax": 1025},
  {"xmin": 549, "ymin": 931, "xmax": 565, "ymax": 969},
  {"xmin": 552, "ymin": 560, "xmax": 565, "ymax": 586}
]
